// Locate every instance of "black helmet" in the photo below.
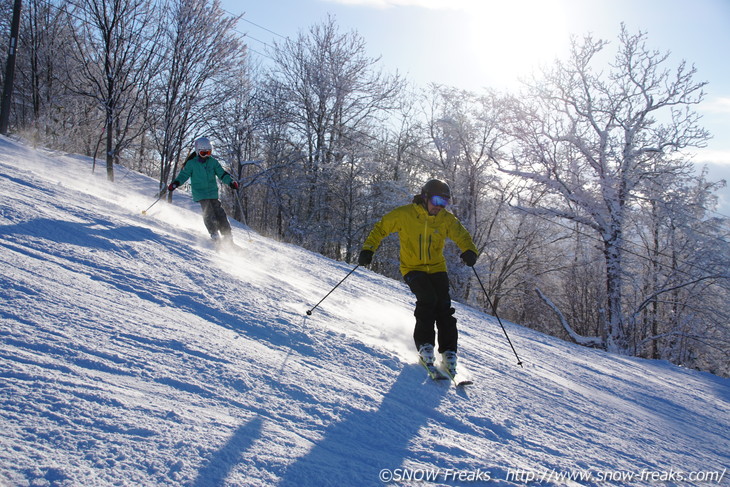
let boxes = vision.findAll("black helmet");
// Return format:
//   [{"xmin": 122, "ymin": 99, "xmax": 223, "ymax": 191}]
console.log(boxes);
[{"xmin": 421, "ymin": 179, "xmax": 451, "ymax": 199}]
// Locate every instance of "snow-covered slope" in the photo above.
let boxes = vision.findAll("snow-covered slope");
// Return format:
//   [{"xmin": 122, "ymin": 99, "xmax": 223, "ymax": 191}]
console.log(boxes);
[{"xmin": 1, "ymin": 136, "xmax": 728, "ymax": 486}]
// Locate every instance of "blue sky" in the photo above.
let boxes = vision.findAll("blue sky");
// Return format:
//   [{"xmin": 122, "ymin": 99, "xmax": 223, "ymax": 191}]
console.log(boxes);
[{"xmin": 224, "ymin": 0, "xmax": 730, "ymax": 213}]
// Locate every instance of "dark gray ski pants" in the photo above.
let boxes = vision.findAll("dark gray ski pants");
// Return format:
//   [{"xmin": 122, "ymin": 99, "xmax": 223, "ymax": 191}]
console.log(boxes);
[{"xmin": 199, "ymin": 199, "xmax": 231, "ymax": 238}]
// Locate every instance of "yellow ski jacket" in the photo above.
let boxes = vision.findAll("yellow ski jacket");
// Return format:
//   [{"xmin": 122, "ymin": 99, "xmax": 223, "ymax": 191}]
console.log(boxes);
[{"xmin": 362, "ymin": 202, "xmax": 478, "ymax": 276}]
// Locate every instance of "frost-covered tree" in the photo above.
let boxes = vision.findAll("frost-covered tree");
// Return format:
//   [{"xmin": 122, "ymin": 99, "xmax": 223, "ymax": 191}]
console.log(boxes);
[
  {"xmin": 7, "ymin": 0, "xmax": 92, "ymax": 148},
  {"xmin": 266, "ymin": 15, "xmax": 401, "ymax": 258},
  {"xmin": 14, "ymin": 0, "xmax": 67, "ymax": 139},
  {"xmin": 422, "ymin": 85, "xmax": 505, "ymax": 233},
  {"xmin": 66, "ymin": 0, "xmax": 161, "ymax": 181},
  {"xmin": 150, "ymin": 0, "xmax": 243, "ymax": 195},
  {"xmin": 630, "ymin": 167, "xmax": 729, "ymax": 372},
  {"xmin": 502, "ymin": 25, "xmax": 710, "ymax": 354},
  {"xmin": 420, "ymin": 85, "xmax": 506, "ymax": 302},
  {"xmin": 208, "ymin": 60, "xmax": 262, "ymax": 224}
]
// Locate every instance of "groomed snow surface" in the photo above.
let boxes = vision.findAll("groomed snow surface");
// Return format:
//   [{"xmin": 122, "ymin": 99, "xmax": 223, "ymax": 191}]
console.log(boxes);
[{"xmin": 1, "ymin": 135, "xmax": 728, "ymax": 486}]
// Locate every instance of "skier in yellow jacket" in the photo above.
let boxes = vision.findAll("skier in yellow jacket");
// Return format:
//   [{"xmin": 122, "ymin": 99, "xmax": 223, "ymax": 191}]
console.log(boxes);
[{"xmin": 358, "ymin": 179, "xmax": 478, "ymax": 375}]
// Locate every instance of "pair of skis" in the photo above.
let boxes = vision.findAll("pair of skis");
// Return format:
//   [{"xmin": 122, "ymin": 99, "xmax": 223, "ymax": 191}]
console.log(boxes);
[{"xmin": 419, "ymin": 357, "xmax": 473, "ymax": 387}]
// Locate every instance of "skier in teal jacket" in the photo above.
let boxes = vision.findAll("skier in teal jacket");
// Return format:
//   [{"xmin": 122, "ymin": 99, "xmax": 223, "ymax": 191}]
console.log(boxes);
[{"xmin": 168, "ymin": 137, "xmax": 239, "ymax": 243}]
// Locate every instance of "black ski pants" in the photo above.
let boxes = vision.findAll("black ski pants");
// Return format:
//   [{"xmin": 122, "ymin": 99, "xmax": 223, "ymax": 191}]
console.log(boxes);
[
  {"xmin": 404, "ymin": 271, "xmax": 457, "ymax": 353},
  {"xmin": 199, "ymin": 199, "xmax": 232, "ymax": 238}
]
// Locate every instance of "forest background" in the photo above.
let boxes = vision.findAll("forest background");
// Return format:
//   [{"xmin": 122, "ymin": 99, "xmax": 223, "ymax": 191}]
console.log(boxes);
[{"xmin": 1, "ymin": 0, "xmax": 728, "ymax": 376}]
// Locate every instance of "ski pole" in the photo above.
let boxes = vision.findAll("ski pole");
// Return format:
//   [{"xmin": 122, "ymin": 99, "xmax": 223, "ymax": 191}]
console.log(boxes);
[
  {"xmin": 141, "ymin": 189, "xmax": 166, "ymax": 215},
  {"xmin": 306, "ymin": 265, "xmax": 359, "ymax": 316},
  {"xmin": 472, "ymin": 267, "xmax": 524, "ymax": 367}
]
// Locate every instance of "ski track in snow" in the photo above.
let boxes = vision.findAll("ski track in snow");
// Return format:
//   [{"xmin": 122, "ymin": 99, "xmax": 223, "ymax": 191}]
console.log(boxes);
[{"xmin": 0, "ymin": 135, "xmax": 728, "ymax": 486}]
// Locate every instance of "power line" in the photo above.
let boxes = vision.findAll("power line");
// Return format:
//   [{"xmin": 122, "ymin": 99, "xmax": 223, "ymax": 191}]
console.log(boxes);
[
  {"xmin": 220, "ymin": 6, "xmax": 289, "ymax": 63},
  {"xmin": 510, "ymin": 203, "xmax": 729, "ymax": 282},
  {"xmin": 629, "ymin": 193, "xmax": 730, "ymax": 249},
  {"xmin": 239, "ymin": 16, "xmax": 288, "ymax": 39},
  {"xmin": 245, "ymin": 34, "xmax": 275, "ymax": 50},
  {"xmin": 223, "ymin": 10, "xmax": 730, "ymax": 268},
  {"xmin": 37, "ymin": 0, "xmax": 277, "ymax": 67},
  {"xmin": 22, "ymin": 1, "xmax": 730, "ymax": 280}
]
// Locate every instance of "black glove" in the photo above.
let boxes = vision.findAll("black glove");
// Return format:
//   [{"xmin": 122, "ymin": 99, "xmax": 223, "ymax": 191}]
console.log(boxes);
[
  {"xmin": 168, "ymin": 181, "xmax": 180, "ymax": 192},
  {"xmin": 358, "ymin": 250, "xmax": 373, "ymax": 266},
  {"xmin": 460, "ymin": 250, "xmax": 477, "ymax": 267},
  {"xmin": 230, "ymin": 181, "xmax": 239, "ymax": 190}
]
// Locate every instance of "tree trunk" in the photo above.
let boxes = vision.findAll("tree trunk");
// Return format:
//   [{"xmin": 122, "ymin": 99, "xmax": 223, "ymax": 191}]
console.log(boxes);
[{"xmin": 603, "ymin": 230, "xmax": 625, "ymax": 353}]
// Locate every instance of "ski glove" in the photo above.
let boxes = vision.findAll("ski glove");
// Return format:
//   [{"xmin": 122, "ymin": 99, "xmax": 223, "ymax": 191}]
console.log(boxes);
[
  {"xmin": 460, "ymin": 250, "xmax": 477, "ymax": 267},
  {"xmin": 168, "ymin": 181, "xmax": 180, "ymax": 192},
  {"xmin": 358, "ymin": 250, "xmax": 374, "ymax": 266},
  {"xmin": 230, "ymin": 181, "xmax": 239, "ymax": 190}
]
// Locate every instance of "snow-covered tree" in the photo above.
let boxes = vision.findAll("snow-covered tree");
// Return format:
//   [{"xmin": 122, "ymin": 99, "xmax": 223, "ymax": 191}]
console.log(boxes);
[
  {"xmin": 66, "ymin": 0, "xmax": 161, "ymax": 181},
  {"xmin": 15, "ymin": 0, "xmax": 67, "ymax": 139},
  {"xmin": 149, "ymin": 0, "xmax": 243, "ymax": 195},
  {"xmin": 208, "ymin": 60, "xmax": 260, "ymax": 224},
  {"xmin": 630, "ymin": 167, "xmax": 729, "ymax": 371},
  {"xmin": 502, "ymin": 25, "xmax": 710, "ymax": 354},
  {"xmin": 266, "ymin": 15, "xmax": 402, "ymax": 258}
]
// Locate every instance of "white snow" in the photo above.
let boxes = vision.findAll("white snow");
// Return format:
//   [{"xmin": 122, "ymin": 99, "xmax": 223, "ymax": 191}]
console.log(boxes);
[{"xmin": 1, "ymin": 135, "xmax": 728, "ymax": 486}]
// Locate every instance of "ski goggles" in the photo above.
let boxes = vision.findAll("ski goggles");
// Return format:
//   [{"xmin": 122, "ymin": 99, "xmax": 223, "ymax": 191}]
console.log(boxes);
[
  {"xmin": 198, "ymin": 150, "xmax": 212, "ymax": 157},
  {"xmin": 429, "ymin": 194, "xmax": 450, "ymax": 207}
]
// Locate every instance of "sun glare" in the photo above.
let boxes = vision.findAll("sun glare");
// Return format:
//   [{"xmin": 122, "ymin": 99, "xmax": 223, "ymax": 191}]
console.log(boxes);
[{"xmin": 464, "ymin": 0, "xmax": 568, "ymax": 90}]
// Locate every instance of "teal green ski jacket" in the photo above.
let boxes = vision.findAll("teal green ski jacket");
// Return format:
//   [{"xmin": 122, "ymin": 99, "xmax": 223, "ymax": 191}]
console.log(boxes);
[{"xmin": 172, "ymin": 156, "xmax": 233, "ymax": 202}]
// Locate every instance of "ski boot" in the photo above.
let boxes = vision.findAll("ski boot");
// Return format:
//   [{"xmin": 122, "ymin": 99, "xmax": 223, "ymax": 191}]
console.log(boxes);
[
  {"xmin": 419, "ymin": 344, "xmax": 436, "ymax": 366},
  {"xmin": 419, "ymin": 344, "xmax": 447, "ymax": 380},
  {"xmin": 441, "ymin": 350, "xmax": 457, "ymax": 377}
]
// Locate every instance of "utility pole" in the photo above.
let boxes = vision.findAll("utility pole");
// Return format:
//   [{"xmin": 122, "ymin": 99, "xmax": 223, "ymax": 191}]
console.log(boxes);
[{"xmin": 0, "ymin": 0, "xmax": 23, "ymax": 135}]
